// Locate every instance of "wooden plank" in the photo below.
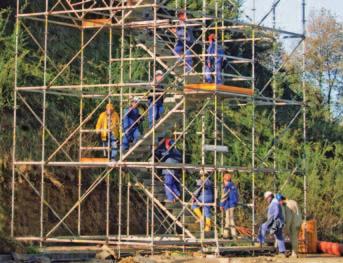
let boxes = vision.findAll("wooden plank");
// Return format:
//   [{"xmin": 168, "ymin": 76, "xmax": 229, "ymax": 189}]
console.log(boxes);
[
  {"xmin": 82, "ymin": 19, "xmax": 111, "ymax": 29},
  {"xmin": 184, "ymin": 83, "xmax": 254, "ymax": 96},
  {"xmin": 80, "ymin": 157, "xmax": 108, "ymax": 163}
]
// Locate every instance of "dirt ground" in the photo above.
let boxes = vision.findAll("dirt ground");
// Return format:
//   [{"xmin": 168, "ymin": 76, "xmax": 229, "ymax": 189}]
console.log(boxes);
[{"xmin": 119, "ymin": 254, "xmax": 343, "ymax": 263}]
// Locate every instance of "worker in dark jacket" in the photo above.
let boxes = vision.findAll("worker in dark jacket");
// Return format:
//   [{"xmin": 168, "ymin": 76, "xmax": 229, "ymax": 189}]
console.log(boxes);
[
  {"xmin": 173, "ymin": 9, "xmax": 194, "ymax": 72},
  {"xmin": 192, "ymin": 170, "xmax": 214, "ymax": 232},
  {"xmin": 205, "ymin": 33, "xmax": 225, "ymax": 84},
  {"xmin": 258, "ymin": 191, "xmax": 287, "ymax": 256},
  {"xmin": 220, "ymin": 173, "xmax": 239, "ymax": 239},
  {"xmin": 122, "ymin": 97, "xmax": 142, "ymax": 150},
  {"xmin": 148, "ymin": 70, "xmax": 164, "ymax": 128},
  {"xmin": 155, "ymin": 137, "xmax": 182, "ymax": 202}
]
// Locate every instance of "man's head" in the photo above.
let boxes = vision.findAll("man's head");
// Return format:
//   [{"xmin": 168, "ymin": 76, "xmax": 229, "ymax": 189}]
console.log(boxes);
[
  {"xmin": 155, "ymin": 70, "xmax": 163, "ymax": 83},
  {"xmin": 223, "ymin": 172, "xmax": 232, "ymax": 182},
  {"xmin": 177, "ymin": 9, "xmax": 186, "ymax": 22},
  {"xmin": 131, "ymin": 96, "xmax": 140, "ymax": 108},
  {"xmin": 208, "ymin": 33, "xmax": 216, "ymax": 43},
  {"xmin": 264, "ymin": 191, "xmax": 274, "ymax": 203},
  {"xmin": 106, "ymin": 103, "xmax": 114, "ymax": 115}
]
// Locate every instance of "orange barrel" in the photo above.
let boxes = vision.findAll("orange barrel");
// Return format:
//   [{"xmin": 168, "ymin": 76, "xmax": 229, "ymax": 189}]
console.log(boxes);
[
  {"xmin": 298, "ymin": 220, "xmax": 318, "ymax": 253},
  {"xmin": 317, "ymin": 241, "xmax": 343, "ymax": 256}
]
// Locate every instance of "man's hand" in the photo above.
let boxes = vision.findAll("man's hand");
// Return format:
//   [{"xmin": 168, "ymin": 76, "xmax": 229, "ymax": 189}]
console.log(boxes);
[
  {"xmin": 208, "ymin": 62, "xmax": 211, "ymax": 68},
  {"xmin": 220, "ymin": 206, "xmax": 224, "ymax": 212}
]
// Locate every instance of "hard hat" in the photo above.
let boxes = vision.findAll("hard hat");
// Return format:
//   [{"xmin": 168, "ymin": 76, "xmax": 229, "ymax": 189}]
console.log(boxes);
[
  {"xmin": 208, "ymin": 33, "xmax": 216, "ymax": 41},
  {"xmin": 276, "ymin": 193, "xmax": 285, "ymax": 201},
  {"xmin": 264, "ymin": 191, "xmax": 273, "ymax": 199},
  {"xmin": 106, "ymin": 103, "xmax": 114, "ymax": 111},
  {"xmin": 155, "ymin": 70, "xmax": 163, "ymax": 76},
  {"xmin": 132, "ymin": 96, "xmax": 140, "ymax": 103}
]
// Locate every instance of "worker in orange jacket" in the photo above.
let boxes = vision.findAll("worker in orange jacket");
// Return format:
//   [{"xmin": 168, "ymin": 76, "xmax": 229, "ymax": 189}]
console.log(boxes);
[{"xmin": 96, "ymin": 103, "xmax": 120, "ymax": 161}]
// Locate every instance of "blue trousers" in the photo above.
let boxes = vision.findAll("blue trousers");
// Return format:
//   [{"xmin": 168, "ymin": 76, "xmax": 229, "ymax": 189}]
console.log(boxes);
[
  {"xmin": 258, "ymin": 222, "xmax": 286, "ymax": 253},
  {"xmin": 162, "ymin": 158, "xmax": 180, "ymax": 202},
  {"xmin": 205, "ymin": 61, "xmax": 223, "ymax": 84},
  {"xmin": 174, "ymin": 43, "xmax": 193, "ymax": 72},
  {"xmin": 148, "ymin": 103, "xmax": 164, "ymax": 128},
  {"xmin": 192, "ymin": 194, "xmax": 213, "ymax": 218},
  {"xmin": 101, "ymin": 132, "xmax": 118, "ymax": 160},
  {"xmin": 122, "ymin": 128, "xmax": 141, "ymax": 150}
]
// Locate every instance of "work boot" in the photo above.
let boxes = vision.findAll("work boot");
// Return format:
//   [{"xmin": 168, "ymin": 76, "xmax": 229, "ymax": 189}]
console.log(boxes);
[
  {"xmin": 205, "ymin": 218, "xmax": 211, "ymax": 232},
  {"xmin": 193, "ymin": 208, "xmax": 203, "ymax": 223}
]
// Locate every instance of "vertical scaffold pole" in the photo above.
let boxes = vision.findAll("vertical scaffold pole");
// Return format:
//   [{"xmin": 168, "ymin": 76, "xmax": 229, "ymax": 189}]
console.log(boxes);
[
  {"xmin": 251, "ymin": 0, "xmax": 256, "ymax": 250},
  {"xmin": 272, "ymin": 0, "xmax": 277, "ymax": 192},
  {"xmin": 11, "ymin": 0, "xmax": 20, "ymax": 238},
  {"xmin": 39, "ymin": 0, "xmax": 49, "ymax": 247}
]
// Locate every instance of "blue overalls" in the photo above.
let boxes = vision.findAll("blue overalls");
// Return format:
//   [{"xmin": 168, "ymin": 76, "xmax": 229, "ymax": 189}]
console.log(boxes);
[
  {"xmin": 174, "ymin": 22, "xmax": 194, "ymax": 72},
  {"xmin": 148, "ymin": 84, "xmax": 164, "ymax": 128},
  {"xmin": 258, "ymin": 198, "xmax": 286, "ymax": 253},
  {"xmin": 192, "ymin": 178, "xmax": 214, "ymax": 218},
  {"xmin": 205, "ymin": 41, "xmax": 225, "ymax": 84},
  {"xmin": 155, "ymin": 141, "xmax": 182, "ymax": 202},
  {"xmin": 122, "ymin": 107, "xmax": 141, "ymax": 150},
  {"xmin": 219, "ymin": 181, "xmax": 239, "ymax": 211}
]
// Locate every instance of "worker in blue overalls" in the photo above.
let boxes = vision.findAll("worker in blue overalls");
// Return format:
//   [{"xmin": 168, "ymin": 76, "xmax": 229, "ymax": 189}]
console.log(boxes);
[
  {"xmin": 258, "ymin": 191, "xmax": 287, "ymax": 257},
  {"xmin": 205, "ymin": 33, "xmax": 225, "ymax": 84},
  {"xmin": 173, "ymin": 9, "xmax": 194, "ymax": 72},
  {"xmin": 192, "ymin": 170, "xmax": 214, "ymax": 232},
  {"xmin": 220, "ymin": 172, "xmax": 239, "ymax": 239},
  {"xmin": 122, "ymin": 97, "xmax": 142, "ymax": 151},
  {"xmin": 155, "ymin": 136, "xmax": 182, "ymax": 203},
  {"xmin": 148, "ymin": 70, "xmax": 164, "ymax": 128}
]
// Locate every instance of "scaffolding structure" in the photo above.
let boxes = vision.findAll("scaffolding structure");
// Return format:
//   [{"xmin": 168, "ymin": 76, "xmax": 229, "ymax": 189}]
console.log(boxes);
[{"xmin": 11, "ymin": 0, "xmax": 307, "ymax": 255}]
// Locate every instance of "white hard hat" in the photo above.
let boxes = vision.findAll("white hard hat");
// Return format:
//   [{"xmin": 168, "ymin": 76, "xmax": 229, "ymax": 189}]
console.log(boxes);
[
  {"xmin": 155, "ymin": 70, "xmax": 163, "ymax": 76},
  {"xmin": 132, "ymin": 96, "xmax": 140, "ymax": 103},
  {"xmin": 264, "ymin": 191, "xmax": 273, "ymax": 199}
]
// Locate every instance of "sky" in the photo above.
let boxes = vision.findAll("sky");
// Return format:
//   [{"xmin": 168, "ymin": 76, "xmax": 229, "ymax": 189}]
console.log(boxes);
[{"xmin": 242, "ymin": 0, "xmax": 343, "ymax": 34}]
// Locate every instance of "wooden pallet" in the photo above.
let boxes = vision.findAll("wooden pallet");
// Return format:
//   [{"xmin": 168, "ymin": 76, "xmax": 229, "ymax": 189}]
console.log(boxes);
[{"xmin": 80, "ymin": 157, "xmax": 108, "ymax": 163}]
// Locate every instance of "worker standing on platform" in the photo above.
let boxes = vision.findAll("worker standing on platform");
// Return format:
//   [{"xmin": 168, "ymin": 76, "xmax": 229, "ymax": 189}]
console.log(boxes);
[
  {"xmin": 276, "ymin": 193, "xmax": 302, "ymax": 257},
  {"xmin": 122, "ymin": 97, "xmax": 142, "ymax": 151},
  {"xmin": 155, "ymin": 136, "xmax": 182, "ymax": 203},
  {"xmin": 220, "ymin": 172, "xmax": 239, "ymax": 239},
  {"xmin": 192, "ymin": 170, "xmax": 214, "ymax": 232},
  {"xmin": 148, "ymin": 70, "xmax": 164, "ymax": 128},
  {"xmin": 96, "ymin": 103, "xmax": 120, "ymax": 161},
  {"xmin": 258, "ymin": 191, "xmax": 288, "ymax": 257},
  {"xmin": 205, "ymin": 33, "xmax": 225, "ymax": 84},
  {"xmin": 173, "ymin": 9, "xmax": 194, "ymax": 72}
]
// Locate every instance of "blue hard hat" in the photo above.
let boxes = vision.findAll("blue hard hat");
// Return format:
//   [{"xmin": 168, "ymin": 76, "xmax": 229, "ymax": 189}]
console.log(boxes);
[{"xmin": 276, "ymin": 193, "xmax": 285, "ymax": 201}]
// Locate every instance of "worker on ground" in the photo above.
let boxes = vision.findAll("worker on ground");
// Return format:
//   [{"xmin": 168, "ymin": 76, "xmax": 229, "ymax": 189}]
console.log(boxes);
[
  {"xmin": 192, "ymin": 170, "xmax": 214, "ymax": 232},
  {"xmin": 205, "ymin": 33, "xmax": 225, "ymax": 84},
  {"xmin": 155, "ymin": 136, "xmax": 182, "ymax": 203},
  {"xmin": 148, "ymin": 70, "xmax": 164, "ymax": 128},
  {"xmin": 219, "ymin": 172, "xmax": 239, "ymax": 239},
  {"xmin": 258, "ymin": 191, "xmax": 288, "ymax": 257},
  {"xmin": 96, "ymin": 103, "xmax": 120, "ymax": 161},
  {"xmin": 122, "ymin": 97, "xmax": 142, "ymax": 151},
  {"xmin": 276, "ymin": 193, "xmax": 302, "ymax": 257},
  {"xmin": 173, "ymin": 9, "xmax": 194, "ymax": 72}
]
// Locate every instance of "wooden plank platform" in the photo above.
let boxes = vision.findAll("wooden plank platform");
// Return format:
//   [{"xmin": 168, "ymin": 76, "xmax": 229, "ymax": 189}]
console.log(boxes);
[
  {"xmin": 185, "ymin": 83, "xmax": 254, "ymax": 96},
  {"xmin": 80, "ymin": 157, "xmax": 108, "ymax": 163}
]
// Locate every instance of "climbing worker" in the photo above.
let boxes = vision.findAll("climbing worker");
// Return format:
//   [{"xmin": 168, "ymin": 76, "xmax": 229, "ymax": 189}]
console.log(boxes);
[
  {"xmin": 155, "ymin": 136, "xmax": 182, "ymax": 203},
  {"xmin": 192, "ymin": 170, "xmax": 214, "ymax": 232},
  {"xmin": 173, "ymin": 9, "xmax": 194, "ymax": 72},
  {"xmin": 205, "ymin": 33, "xmax": 225, "ymax": 84},
  {"xmin": 122, "ymin": 97, "xmax": 142, "ymax": 151},
  {"xmin": 95, "ymin": 103, "xmax": 120, "ymax": 161},
  {"xmin": 219, "ymin": 172, "xmax": 239, "ymax": 239},
  {"xmin": 148, "ymin": 70, "xmax": 164, "ymax": 128},
  {"xmin": 258, "ymin": 191, "xmax": 288, "ymax": 257},
  {"xmin": 276, "ymin": 193, "xmax": 302, "ymax": 257}
]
